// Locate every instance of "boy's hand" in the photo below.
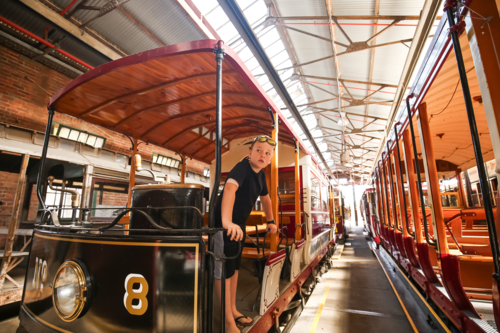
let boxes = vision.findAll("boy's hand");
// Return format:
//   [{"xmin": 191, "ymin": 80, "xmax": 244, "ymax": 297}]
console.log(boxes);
[
  {"xmin": 267, "ymin": 223, "xmax": 277, "ymax": 234},
  {"xmin": 223, "ymin": 221, "xmax": 244, "ymax": 241}
]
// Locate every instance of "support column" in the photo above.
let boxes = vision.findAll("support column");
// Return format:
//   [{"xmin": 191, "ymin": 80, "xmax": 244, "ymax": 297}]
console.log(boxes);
[
  {"xmin": 180, "ymin": 155, "xmax": 186, "ymax": 184},
  {"xmin": 403, "ymin": 129, "xmax": 423, "ymax": 244},
  {"xmin": 417, "ymin": 103, "xmax": 448, "ymax": 254},
  {"xmin": 0, "ymin": 154, "xmax": 29, "ymax": 292},
  {"xmin": 294, "ymin": 140, "xmax": 301, "ymax": 241},
  {"xmin": 394, "ymin": 139, "xmax": 408, "ymax": 237},
  {"xmin": 455, "ymin": 169, "xmax": 466, "ymax": 207},
  {"xmin": 270, "ymin": 112, "xmax": 279, "ymax": 252},
  {"xmin": 125, "ymin": 138, "xmax": 138, "ymax": 230}
]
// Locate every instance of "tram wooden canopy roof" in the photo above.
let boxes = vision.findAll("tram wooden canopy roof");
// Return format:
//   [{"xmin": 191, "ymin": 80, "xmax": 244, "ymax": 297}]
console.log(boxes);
[
  {"xmin": 415, "ymin": 33, "xmax": 494, "ymax": 172},
  {"xmin": 48, "ymin": 40, "xmax": 307, "ymax": 163}
]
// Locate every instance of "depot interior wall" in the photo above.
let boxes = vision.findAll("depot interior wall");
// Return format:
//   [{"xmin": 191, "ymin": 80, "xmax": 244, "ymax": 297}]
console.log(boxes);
[{"xmin": 0, "ymin": 44, "xmax": 210, "ymax": 177}]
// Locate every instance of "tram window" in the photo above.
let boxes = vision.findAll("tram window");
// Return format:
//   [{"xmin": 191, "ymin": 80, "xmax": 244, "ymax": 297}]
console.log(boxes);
[
  {"xmin": 45, "ymin": 180, "xmax": 83, "ymax": 220},
  {"xmin": 152, "ymin": 152, "xmax": 181, "ymax": 169},
  {"xmin": 278, "ymin": 171, "xmax": 295, "ymax": 194},
  {"xmin": 311, "ymin": 176, "xmax": 320, "ymax": 210},
  {"xmin": 90, "ymin": 179, "xmax": 128, "ymax": 222},
  {"xmin": 52, "ymin": 123, "xmax": 106, "ymax": 148}
]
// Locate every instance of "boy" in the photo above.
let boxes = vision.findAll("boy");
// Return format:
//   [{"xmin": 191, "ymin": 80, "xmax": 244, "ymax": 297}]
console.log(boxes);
[{"xmin": 214, "ymin": 135, "xmax": 278, "ymax": 332}]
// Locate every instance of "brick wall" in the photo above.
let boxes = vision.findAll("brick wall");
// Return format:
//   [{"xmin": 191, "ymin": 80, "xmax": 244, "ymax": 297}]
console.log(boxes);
[
  {"xmin": 0, "ymin": 171, "xmax": 19, "ymax": 227},
  {"xmin": 0, "ymin": 44, "xmax": 209, "ymax": 175},
  {"xmin": 95, "ymin": 190, "xmax": 129, "ymax": 207}
]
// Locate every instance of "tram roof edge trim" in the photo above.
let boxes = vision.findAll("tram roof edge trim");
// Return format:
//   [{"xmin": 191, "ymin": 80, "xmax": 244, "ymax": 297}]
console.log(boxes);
[{"xmin": 48, "ymin": 39, "xmax": 312, "ymax": 160}]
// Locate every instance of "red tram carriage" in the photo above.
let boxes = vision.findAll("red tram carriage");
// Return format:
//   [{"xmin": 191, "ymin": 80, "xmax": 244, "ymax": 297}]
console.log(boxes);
[
  {"xmin": 362, "ymin": 2, "xmax": 500, "ymax": 332},
  {"xmin": 18, "ymin": 40, "xmax": 344, "ymax": 333}
]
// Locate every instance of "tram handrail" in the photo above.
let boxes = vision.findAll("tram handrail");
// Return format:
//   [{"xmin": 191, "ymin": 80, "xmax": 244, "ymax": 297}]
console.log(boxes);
[{"xmin": 405, "ymin": 96, "xmax": 436, "ymax": 247}]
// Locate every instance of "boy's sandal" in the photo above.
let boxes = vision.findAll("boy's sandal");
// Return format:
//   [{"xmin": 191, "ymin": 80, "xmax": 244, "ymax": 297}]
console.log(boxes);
[{"xmin": 235, "ymin": 315, "xmax": 253, "ymax": 327}]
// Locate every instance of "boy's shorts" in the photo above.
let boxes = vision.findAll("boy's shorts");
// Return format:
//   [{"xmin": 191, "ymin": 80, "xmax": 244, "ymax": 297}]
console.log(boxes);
[{"xmin": 214, "ymin": 231, "xmax": 243, "ymax": 279}]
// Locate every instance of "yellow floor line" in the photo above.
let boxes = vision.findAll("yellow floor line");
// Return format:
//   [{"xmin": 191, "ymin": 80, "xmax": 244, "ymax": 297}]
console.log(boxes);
[
  {"xmin": 377, "ymin": 247, "xmax": 451, "ymax": 333},
  {"xmin": 332, "ymin": 244, "xmax": 344, "ymax": 260},
  {"xmin": 309, "ymin": 284, "xmax": 331, "ymax": 333},
  {"xmin": 372, "ymin": 249, "xmax": 418, "ymax": 333}
]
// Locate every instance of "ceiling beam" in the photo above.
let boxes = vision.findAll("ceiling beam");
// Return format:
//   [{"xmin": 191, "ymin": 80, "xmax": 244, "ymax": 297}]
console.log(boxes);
[
  {"xmin": 301, "ymin": 74, "xmax": 400, "ymax": 89},
  {"xmin": 21, "ymin": 0, "xmax": 124, "ymax": 59},
  {"xmin": 268, "ymin": 15, "xmax": 440, "ymax": 21}
]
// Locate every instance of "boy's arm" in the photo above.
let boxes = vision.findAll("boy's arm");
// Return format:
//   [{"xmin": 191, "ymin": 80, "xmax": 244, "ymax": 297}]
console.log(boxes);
[
  {"xmin": 260, "ymin": 194, "xmax": 277, "ymax": 233},
  {"xmin": 221, "ymin": 182, "xmax": 244, "ymax": 241}
]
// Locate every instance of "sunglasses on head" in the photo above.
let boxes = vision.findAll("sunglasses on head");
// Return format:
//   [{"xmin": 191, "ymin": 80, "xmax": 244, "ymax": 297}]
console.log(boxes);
[{"xmin": 254, "ymin": 136, "xmax": 276, "ymax": 146}]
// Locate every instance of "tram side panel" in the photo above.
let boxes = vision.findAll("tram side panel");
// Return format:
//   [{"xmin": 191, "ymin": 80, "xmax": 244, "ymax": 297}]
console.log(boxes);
[{"xmin": 21, "ymin": 231, "xmax": 204, "ymax": 333}]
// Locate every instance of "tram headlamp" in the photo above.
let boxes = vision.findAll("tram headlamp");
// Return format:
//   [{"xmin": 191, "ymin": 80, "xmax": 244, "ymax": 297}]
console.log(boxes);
[{"xmin": 52, "ymin": 259, "xmax": 91, "ymax": 322}]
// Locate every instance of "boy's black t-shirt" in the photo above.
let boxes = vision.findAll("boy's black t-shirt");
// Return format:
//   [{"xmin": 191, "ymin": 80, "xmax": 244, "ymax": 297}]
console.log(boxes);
[{"xmin": 214, "ymin": 159, "xmax": 269, "ymax": 241}]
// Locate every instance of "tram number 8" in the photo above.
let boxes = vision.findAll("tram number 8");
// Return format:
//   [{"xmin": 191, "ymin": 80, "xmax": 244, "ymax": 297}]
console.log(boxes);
[{"xmin": 123, "ymin": 274, "xmax": 149, "ymax": 315}]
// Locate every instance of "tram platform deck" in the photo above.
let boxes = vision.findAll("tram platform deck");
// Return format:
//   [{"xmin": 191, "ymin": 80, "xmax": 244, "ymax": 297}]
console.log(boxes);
[{"xmin": 290, "ymin": 226, "xmax": 435, "ymax": 333}]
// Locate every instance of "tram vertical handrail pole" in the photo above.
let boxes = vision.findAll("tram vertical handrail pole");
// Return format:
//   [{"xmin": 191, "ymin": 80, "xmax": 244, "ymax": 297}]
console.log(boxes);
[
  {"xmin": 208, "ymin": 40, "xmax": 225, "ymax": 333},
  {"xmin": 445, "ymin": 5, "xmax": 500, "ymax": 277},
  {"xmin": 405, "ymin": 96, "xmax": 436, "ymax": 247},
  {"xmin": 395, "ymin": 126, "xmax": 414, "ymax": 237},
  {"xmin": 381, "ymin": 154, "xmax": 393, "ymax": 228},
  {"xmin": 386, "ymin": 142, "xmax": 401, "ymax": 232},
  {"xmin": 36, "ymin": 107, "xmax": 55, "ymax": 214}
]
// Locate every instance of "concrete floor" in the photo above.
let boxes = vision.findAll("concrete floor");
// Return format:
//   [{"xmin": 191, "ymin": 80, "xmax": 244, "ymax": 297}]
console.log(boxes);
[{"xmin": 291, "ymin": 226, "xmax": 416, "ymax": 333}]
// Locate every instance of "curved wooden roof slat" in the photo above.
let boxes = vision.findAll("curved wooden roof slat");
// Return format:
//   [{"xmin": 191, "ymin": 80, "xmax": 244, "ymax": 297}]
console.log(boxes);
[
  {"xmin": 162, "ymin": 116, "xmax": 270, "ymax": 146},
  {"xmin": 47, "ymin": 40, "xmax": 313, "ymax": 164},
  {"xmin": 142, "ymin": 104, "xmax": 265, "ymax": 137},
  {"xmin": 112, "ymin": 91, "xmax": 257, "ymax": 129},
  {"xmin": 78, "ymin": 71, "xmax": 232, "ymax": 118},
  {"xmin": 188, "ymin": 124, "xmax": 266, "ymax": 157}
]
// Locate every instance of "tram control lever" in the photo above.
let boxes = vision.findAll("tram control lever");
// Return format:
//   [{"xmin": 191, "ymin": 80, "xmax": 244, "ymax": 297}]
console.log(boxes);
[{"xmin": 47, "ymin": 176, "xmax": 80, "ymax": 225}]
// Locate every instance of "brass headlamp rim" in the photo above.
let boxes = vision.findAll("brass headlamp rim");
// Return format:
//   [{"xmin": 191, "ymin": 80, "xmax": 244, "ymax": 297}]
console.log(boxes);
[{"xmin": 52, "ymin": 259, "xmax": 88, "ymax": 322}]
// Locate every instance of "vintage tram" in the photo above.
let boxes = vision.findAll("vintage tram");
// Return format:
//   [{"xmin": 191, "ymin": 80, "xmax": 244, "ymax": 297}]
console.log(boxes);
[
  {"xmin": 361, "ymin": 3, "xmax": 500, "ymax": 332},
  {"xmin": 18, "ymin": 40, "xmax": 343, "ymax": 333}
]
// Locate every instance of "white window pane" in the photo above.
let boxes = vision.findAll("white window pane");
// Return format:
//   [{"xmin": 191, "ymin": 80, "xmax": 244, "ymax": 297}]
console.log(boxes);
[
  {"xmin": 78, "ymin": 132, "xmax": 88, "ymax": 143},
  {"xmin": 166, "ymin": 158, "xmax": 172, "ymax": 167},
  {"xmin": 244, "ymin": 57, "xmax": 259, "ymax": 72},
  {"xmin": 95, "ymin": 137, "xmax": 104, "ymax": 148},
  {"xmin": 238, "ymin": 46, "xmax": 253, "ymax": 62},
  {"xmin": 152, "ymin": 154, "xmax": 158, "ymax": 163},
  {"xmin": 205, "ymin": 7, "xmax": 229, "ymax": 29},
  {"xmin": 87, "ymin": 135, "xmax": 97, "ymax": 146},
  {"xmin": 68, "ymin": 130, "xmax": 79, "ymax": 141},
  {"xmin": 59, "ymin": 127, "xmax": 70, "ymax": 138}
]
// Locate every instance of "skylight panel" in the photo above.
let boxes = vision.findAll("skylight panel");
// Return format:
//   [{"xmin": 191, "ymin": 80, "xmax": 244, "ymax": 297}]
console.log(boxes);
[
  {"xmin": 276, "ymin": 59, "xmax": 293, "ymax": 71},
  {"xmin": 259, "ymin": 28, "xmax": 280, "ymax": 48},
  {"xmin": 238, "ymin": 46, "xmax": 253, "ymax": 62},
  {"xmin": 245, "ymin": 57, "xmax": 259, "ymax": 72},
  {"xmin": 242, "ymin": 0, "xmax": 268, "ymax": 26},
  {"xmin": 205, "ymin": 6, "xmax": 229, "ymax": 28},
  {"xmin": 265, "ymin": 40, "xmax": 285, "ymax": 58},
  {"xmin": 256, "ymin": 74, "xmax": 269, "ymax": 86},
  {"xmin": 218, "ymin": 21, "xmax": 239, "ymax": 41}
]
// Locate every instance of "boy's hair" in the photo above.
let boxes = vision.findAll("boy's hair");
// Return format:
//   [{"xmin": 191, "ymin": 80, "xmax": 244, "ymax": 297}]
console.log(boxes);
[{"xmin": 249, "ymin": 135, "xmax": 276, "ymax": 150}]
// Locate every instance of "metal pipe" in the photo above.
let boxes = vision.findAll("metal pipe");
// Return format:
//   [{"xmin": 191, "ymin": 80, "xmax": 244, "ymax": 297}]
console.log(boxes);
[
  {"xmin": 405, "ymin": 96, "xmax": 436, "ymax": 247},
  {"xmin": 207, "ymin": 40, "xmax": 225, "ymax": 333},
  {"xmin": 0, "ymin": 16, "xmax": 94, "ymax": 69},
  {"xmin": 386, "ymin": 142, "xmax": 401, "ymax": 231},
  {"xmin": 394, "ymin": 126, "xmax": 415, "ymax": 237},
  {"xmin": 446, "ymin": 6, "xmax": 500, "ymax": 277},
  {"xmin": 36, "ymin": 108, "xmax": 55, "ymax": 213},
  {"xmin": 381, "ymin": 155, "xmax": 394, "ymax": 228}
]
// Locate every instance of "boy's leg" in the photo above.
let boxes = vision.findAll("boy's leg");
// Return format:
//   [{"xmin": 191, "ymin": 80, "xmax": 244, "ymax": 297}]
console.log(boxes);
[
  {"xmin": 230, "ymin": 270, "xmax": 251, "ymax": 324},
  {"xmin": 215, "ymin": 277, "xmax": 240, "ymax": 333}
]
